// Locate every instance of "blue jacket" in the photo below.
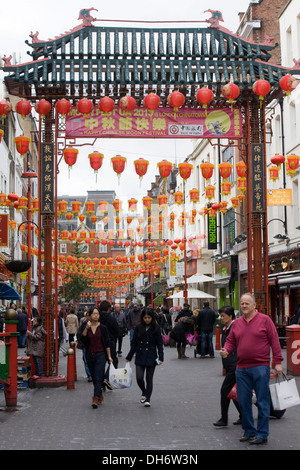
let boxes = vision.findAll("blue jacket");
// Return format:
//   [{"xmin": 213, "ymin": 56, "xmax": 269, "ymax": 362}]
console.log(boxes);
[{"xmin": 126, "ymin": 324, "xmax": 164, "ymax": 366}]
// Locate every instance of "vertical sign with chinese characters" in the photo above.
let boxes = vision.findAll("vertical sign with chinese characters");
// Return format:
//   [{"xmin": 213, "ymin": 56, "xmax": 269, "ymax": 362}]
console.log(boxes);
[
  {"xmin": 208, "ymin": 214, "xmax": 218, "ymax": 249},
  {"xmin": 41, "ymin": 143, "xmax": 54, "ymax": 214},
  {"xmin": 251, "ymin": 143, "xmax": 265, "ymax": 213},
  {"xmin": 0, "ymin": 214, "xmax": 8, "ymax": 247}
]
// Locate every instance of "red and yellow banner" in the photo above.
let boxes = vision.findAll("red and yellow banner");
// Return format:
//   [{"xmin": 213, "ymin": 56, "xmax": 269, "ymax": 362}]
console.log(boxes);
[
  {"xmin": 0, "ymin": 214, "xmax": 9, "ymax": 247},
  {"xmin": 66, "ymin": 106, "xmax": 243, "ymax": 139}
]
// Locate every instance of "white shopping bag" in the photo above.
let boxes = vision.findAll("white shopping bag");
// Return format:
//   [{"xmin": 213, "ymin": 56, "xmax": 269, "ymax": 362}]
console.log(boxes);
[
  {"xmin": 269, "ymin": 374, "xmax": 300, "ymax": 410},
  {"xmin": 109, "ymin": 363, "xmax": 132, "ymax": 389}
]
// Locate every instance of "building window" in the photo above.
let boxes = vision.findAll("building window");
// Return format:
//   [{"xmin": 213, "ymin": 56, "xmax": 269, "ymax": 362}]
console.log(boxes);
[
  {"xmin": 99, "ymin": 244, "xmax": 107, "ymax": 253},
  {"xmin": 60, "ymin": 243, "xmax": 67, "ymax": 254}
]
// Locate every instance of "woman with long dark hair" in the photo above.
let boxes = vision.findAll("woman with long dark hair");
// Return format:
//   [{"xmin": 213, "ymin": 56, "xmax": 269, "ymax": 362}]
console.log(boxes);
[
  {"xmin": 126, "ymin": 307, "xmax": 164, "ymax": 407},
  {"xmin": 81, "ymin": 307, "xmax": 113, "ymax": 408}
]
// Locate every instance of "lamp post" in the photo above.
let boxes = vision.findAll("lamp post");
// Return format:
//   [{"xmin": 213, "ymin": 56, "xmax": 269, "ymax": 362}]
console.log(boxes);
[{"xmin": 21, "ymin": 169, "xmax": 37, "ymax": 330}]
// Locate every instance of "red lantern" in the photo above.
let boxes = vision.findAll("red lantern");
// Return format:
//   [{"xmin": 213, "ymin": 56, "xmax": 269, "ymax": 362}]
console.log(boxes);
[
  {"xmin": 221, "ymin": 83, "xmax": 240, "ymax": 106},
  {"xmin": 157, "ymin": 160, "xmax": 173, "ymax": 179},
  {"xmin": 71, "ymin": 200, "xmax": 81, "ymax": 214},
  {"xmin": 119, "ymin": 96, "xmax": 136, "ymax": 111},
  {"xmin": 174, "ymin": 191, "xmax": 184, "ymax": 205},
  {"xmin": 158, "ymin": 194, "xmax": 168, "ymax": 207},
  {"xmin": 127, "ymin": 198, "xmax": 137, "ymax": 211},
  {"xmin": 112, "ymin": 199, "xmax": 122, "ymax": 212},
  {"xmin": 205, "ymin": 185, "xmax": 215, "ymax": 200},
  {"xmin": 55, "ymin": 99, "xmax": 71, "ymax": 117},
  {"xmin": 221, "ymin": 181, "xmax": 232, "ymax": 195},
  {"xmin": 35, "ymin": 99, "xmax": 51, "ymax": 117},
  {"xmin": 88, "ymin": 151, "xmax": 104, "ymax": 181},
  {"xmin": 77, "ymin": 98, "xmax": 93, "ymax": 116},
  {"xmin": 18, "ymin": 196, "xmax": 28, "ymax": 210},
  {"xmin": 144, "ymin": 93, "xmax": 160, "ymax": 110},
  {"xmin": 0, "ymin": 129, "xmax": 3, "ymax": 143},
  {"xmin": 85, "ymin": 200, "xmax": 95, "ymax": 215},
  {"xmin": 15, "ymin": 100, "xmax": 31, "ymax": 119},
  {"xmin": 230, "ymin": 197, "xmax": 239, "ymax": 208},
  {"xmin": 0, "ymin": 99, "xmax": 12, "ymax": 122},
  {"xmin": 134, "ymin": 158, "xmax": 149, "ymax": 181},
  {"xmin": 236, "ymin": 161, "xmax": 246, "ymax": 177},
  {"xmin": 7, "ymin": 193, "xmax": 19, "ymax": 204},
  {"xmin": 271, "ymin": 154, "xmax": 285, "ymax": 168},
  {"xmin": 196, "ymin": 87, "xmax": 214, "ymax": 112},
  {"xmin": 219, "ymin": 162, "xmax": 232, "ymax": 179},
  {"xmin": 111, "ymin": 155, "xmax": 127, "ymax": 182},
  {"xmin": 78, "ymin": 214, "xmax": 85, "ymax": 223},
  {"xmin": 63, "ymin": 147, "xmax": 78, "ymax": 176},
  {"xmin": 189, "ymin": 188, "xmax": 200, "ymax": 203},
  {"xmin": 98, "ymin": 200, "xmax": 108, "ymax": 213},
  {"xmin": 58, "ymin": 200, "xmax": 68, "ymax": 214},
  {"xmin": 252, "ymin": 79, "xmax": 271, "ymax": 105},
  {"xmin": 286, "ymin": 154, "xmax": 300, "ymax": 175},
  {"xmin": 237, "ymin": 177, "xmax": 247, "ymax": 192},
  {"xmin": 65, "ymin": 212, "xmax": 73, "ymax": 221},
  {"xmin": 178, "ymin": 162, "xmax": 193, "ymax": 180},
  {"xmin": 269, "ymin": 166, "xmax": 280, "ymax": 182},
  {"xmin": 279, "ymin": 74, "xmax": 298, "ymax": 95},
  {"xmin": 220, "ymin": 201, "xmax": 228, "ymax": 213},
  {"xmin": 168, "ymin": 91, "xmax": 185, "ymax": 111},
  {"xmin": 15, "ymin": 135, "xmax": 31, "ymax": 158},
  {"xmin": 98, "ymin": 96, "xmax": 115, "ymax": 113},
  {"xmin": 200, "ymin": 162, "xmax": 214, "ymax": 180},
  {"xmin": 142, "ymin": 196, "xmax": 152, "ymax": 210}
]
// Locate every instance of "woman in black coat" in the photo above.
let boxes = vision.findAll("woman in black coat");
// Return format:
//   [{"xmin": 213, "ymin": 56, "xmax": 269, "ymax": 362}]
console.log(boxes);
[
  {"xmin": 213, "ymin": 305, "xmax": 241, "ymax": 427},
  {"xmin": 170, "ymin": 316, "xmax": 195, "ymax": 359},
  {"xmin": 126, "ymin": 307, "xmax": 164, "ymax": 407}
]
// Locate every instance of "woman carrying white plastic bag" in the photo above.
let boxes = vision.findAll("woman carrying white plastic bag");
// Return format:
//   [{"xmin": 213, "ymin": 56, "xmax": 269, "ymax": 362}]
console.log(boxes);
[{"xmin": 126, "ymin": 307, "xmax": 164, "ymax": 407}]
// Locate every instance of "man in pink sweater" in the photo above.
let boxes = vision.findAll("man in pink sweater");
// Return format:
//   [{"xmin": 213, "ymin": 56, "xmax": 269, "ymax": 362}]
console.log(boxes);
[{"xmin": 220, "ymin": 293, "xmax": 283, "ymax": 445}]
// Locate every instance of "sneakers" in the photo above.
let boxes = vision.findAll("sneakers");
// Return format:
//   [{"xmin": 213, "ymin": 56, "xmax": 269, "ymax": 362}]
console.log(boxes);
[
  {"xmin": 140, "ymin": 396, "xmax": 146, "ymax": 403},
  {"xmin": 144, "ymin": 401, "xmax": 151, "ymax": 407}
]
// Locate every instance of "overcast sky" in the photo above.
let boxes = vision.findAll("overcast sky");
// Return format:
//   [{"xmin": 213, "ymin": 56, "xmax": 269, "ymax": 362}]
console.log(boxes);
[{"xmin": 0, "ymin": 0, "xmax": 252, "ymax": 202}]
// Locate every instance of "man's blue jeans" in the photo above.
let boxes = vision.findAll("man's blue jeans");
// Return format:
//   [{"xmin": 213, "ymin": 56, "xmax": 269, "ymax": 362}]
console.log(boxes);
[
  {"xmin": 200, "ymin": 331, "xmax": 214, "ymax": 356},
  {"xmin": 236, "ymin": 365, "xmax": 270, "ymax": 439}
]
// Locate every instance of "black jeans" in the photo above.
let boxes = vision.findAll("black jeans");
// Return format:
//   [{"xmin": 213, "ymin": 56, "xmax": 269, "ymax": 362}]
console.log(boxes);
[
  {"xmin": 135, "ymin": 365, "xmax": 156, "ymax": 402},
  {"xmin": 220, "ymin": 368, "xmax": 241, "ymax": 422}
]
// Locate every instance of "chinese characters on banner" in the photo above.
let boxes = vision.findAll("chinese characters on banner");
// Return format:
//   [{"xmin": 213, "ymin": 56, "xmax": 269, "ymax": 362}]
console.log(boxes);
[
  {"xmin": 66, "ymin": 107, "xmax": 243, "ymax": 139},
  {"xmin": 0, "ymin": 214, "xmax": 8, "ymax": 247},
  {"xmin": 41, "ymin": 143, "xmax": 54, "ymax": 214},
  {"xmin": 251, "ymin": 143, "xmax": 265, "ymax": 213}
]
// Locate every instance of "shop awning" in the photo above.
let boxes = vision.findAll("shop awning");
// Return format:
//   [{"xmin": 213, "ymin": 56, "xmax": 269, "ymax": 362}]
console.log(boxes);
[
  {"xmin": 138, "ymin": 281, "xmax": 161, "ymax": 295},
  {"xmin": 168, "ymin": 288, "xmax": 215, "ymax": 299},
  {"xmin": 0, "ymin": 282, "xmax": 21, "ymax": 300}
]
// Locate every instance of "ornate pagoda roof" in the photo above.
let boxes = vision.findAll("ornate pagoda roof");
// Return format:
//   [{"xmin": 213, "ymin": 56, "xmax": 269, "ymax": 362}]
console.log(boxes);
[{"xmin": 3, "ymin": 9, "xmax": 300, "ymax": 104}]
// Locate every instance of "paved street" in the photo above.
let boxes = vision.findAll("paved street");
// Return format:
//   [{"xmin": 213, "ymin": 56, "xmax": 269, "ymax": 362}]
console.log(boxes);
[{"xmin": 0, "ymin": 335, "xmax": 299, "ymax": 452}]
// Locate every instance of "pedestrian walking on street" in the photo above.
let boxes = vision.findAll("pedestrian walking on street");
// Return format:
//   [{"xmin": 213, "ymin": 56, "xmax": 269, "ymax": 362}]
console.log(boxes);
[
  {"xmin": 26, "ymin": 316, "xmax": 47, "ymax": 378},
  {"xmin": 81, "ymin": 307, "xmax": 113, "ymax": 408},
  {"xmin": 196, "ymin": 301, "xmax": 218, "ymax": 358},
  {"xmin": 16, "ymin": 307, "xmax": 28, "ymax": 348},
  {"xmin": 213, "ymin": 305, "xmax": 241, "ymax": 427},
  {"xmin": 169, "ymin": 316, "xmax": 196, "ymax": 359},
  {"xmin": 112, "ymin": 303, "xmax": 127, "ymax": 356},
  {"xmin": 126, "ymin": 307, "xmax": 164, "ymax": 407},
  {"xmin": 220, "ymin": 293, "xmax": 283, "ymax": 445},
  {"xmin": 175, "ymin": 303, "xmax": 193, "ymax": 322},
  {"xmin": 65, "ymin": 307, "xmax": 79, "ymax": 344},
  {"xmin": 127, "ymin": 302, "xmax": 142, "ymax": 344},
  {"xmin": 77, "ymin": 309, "xmax": 92, "ymax": 382}
]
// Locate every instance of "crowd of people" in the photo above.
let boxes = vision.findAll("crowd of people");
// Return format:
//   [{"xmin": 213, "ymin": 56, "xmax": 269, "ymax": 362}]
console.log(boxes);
[{"xmin": 6, "ymin": 292, "xmax": 287, "ymax": 446}]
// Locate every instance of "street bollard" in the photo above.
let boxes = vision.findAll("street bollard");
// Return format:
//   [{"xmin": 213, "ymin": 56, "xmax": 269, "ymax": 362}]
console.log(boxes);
[
  {"xmin": 3, "ymin": 309, "xmax": 19, "ymax": 407},
  {"xmin": 67, "ymin": 348, "xmax": 75, "ymax": 390},
  {"xmin": 215, "ymin": 324, "xmax": 221, "ymax": 350},
  {"xmin": 70, "ymin": 341, "xmax": 77, "ymax": 381}
]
